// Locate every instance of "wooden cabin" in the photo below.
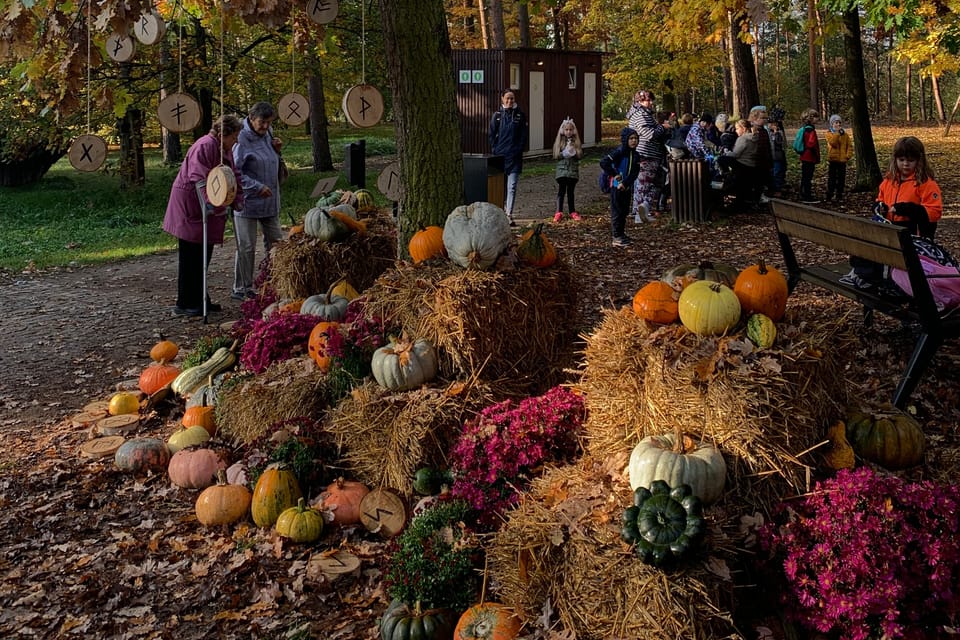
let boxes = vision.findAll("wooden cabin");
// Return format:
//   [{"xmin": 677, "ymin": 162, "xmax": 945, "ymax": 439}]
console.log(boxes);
[{"xmin": 453, "ymin": 49, "xmax": 604, "ymax": 156}]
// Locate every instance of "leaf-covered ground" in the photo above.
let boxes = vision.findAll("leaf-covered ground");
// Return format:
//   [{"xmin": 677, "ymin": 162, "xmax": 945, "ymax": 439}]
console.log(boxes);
[{"xmin": 1, "ymin": 125, "xmax": 958, "ymax": 639}]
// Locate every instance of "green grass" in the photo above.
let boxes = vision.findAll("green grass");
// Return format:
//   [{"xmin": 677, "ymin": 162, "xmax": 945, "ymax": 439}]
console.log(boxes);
[{"xmin": 0, "ymin": 124, "xmax": 395, "ymax": 273}]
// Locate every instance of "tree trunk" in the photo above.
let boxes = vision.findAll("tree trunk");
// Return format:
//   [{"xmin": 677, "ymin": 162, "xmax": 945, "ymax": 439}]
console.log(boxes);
[
  {"xmin": 841, "ymin": 9, "xmax": 882, "ymax": 193},
  {"xmin": 931, "ymin": 71, "xmax": 945, "ymax": 122},
  {"xmin": 920, "ymin": 75, "xmax": 927, "ymax": 120},
  {"xmin": 807, "ymin": 0, "xmax": 817, "ymax": 109},
  {"xmin": 943, "ymin": 93, "xmax": 960, "ymax": 137},
  {"xmin": 307, "ymin": 56, "xmax": 334, "ymax": 172},
  {"xmin": 906, "ymin": 64, "xmax": 912, "ymax": 121},
  {"xmin": 486, "ymin": 0, "xmax": 506, "ymax": 48},
  {"xmin": 379, "ymin": 0, "xmax": 464, "ymax": 258},
  {"xmin": 885, "ymin": 33, "xmax": 893, "ymax": 118},
  {"xmin": 118, "ymin": 107, "xmax": 145, "ymax": 189},
  {"xmin": 517, "ymin": 0, "xmax": 530, "ymax": 47},
  {"xmin": 728, "ymin": 11, "xmax": 759, "ymax": 119}
]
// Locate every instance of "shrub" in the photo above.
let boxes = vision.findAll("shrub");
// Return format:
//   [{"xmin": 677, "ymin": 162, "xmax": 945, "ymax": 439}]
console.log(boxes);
[{"xmin": 758, "ymin": 467, "xmax": 960, "ymax": 640}]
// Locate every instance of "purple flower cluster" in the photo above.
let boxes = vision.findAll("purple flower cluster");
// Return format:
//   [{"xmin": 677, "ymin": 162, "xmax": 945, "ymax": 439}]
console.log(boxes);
[
  {"xmin": 450, "ymin": 386, "xmax": 585, "ymax": 525},
  {"xmin": 759, "ymin": 467, "xmax": 960, "ymax": 639},
  {"xmin": 238, "ymin": 312, "xmax": 320, "ymax": 374}
]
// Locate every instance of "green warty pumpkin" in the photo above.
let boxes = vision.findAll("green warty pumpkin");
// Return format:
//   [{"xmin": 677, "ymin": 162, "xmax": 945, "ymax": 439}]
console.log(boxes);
[{"xmin": 620, "ymin": 480, "xmax": 706, "ymax": 567}]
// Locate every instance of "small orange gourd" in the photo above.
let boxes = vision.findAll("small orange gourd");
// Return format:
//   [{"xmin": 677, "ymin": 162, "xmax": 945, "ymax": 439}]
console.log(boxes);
[
  {"xmin": 516, "ymin": 223, "xmax": 557, "ymax": 268},
  {"xmin": 733, "ymin": 257, "xmax": 789, "ymax": 321},
  {"xmin": 150, "ymin": 337, "xmax": 179, "ymax": 363},
  {"xmin": 632, "ymin": 281, "xmax": 679, "ymax": 324},
  {"xmin": 138, "ymin": 362, "xmax": 180, "ymax": 395},
  {"xmin": 454, "ymin": 602, "xmax": 522, "ymax": 640},
  {"xmin": 182, "ymin": 404, "xmax": 217, "ymax": 436},
  {"xmin": 319, "ymin": 477, "xmax": 370, "ymax": 526},
  {"xmin": 409, "ymin": 226, "xmax": 446, "ymax": 264},
  {"xmin": 196, "ymin": 470, "xmax": 252, "ymax": 526}
]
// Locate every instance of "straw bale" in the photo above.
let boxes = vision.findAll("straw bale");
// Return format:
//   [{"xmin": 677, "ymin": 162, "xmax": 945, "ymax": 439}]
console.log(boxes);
[
  {"xmin": 578, "ymin": 304, "xmax": 856, "ymax": 507},
  {"xmin": 488, "ymin": 459, "xmax": 742, "ymax": 640},
  {"xmin": 360, "ymin": 259, "xmax": 577, "ymax": 392},
  {"xmin": 325, "ymin": 379, "xmax": 495, "ymax": 495},
  {"xmin": 268, "ymin": 214, "xmax": 397, "ymax": 299},
  {"xmin": 216, "ymin": 357, "xmax": 331, "ymax": 445}
]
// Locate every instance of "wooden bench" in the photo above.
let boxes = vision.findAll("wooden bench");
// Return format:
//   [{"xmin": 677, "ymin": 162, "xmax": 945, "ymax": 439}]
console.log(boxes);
[{"xmin": 770, "ymin": 198, "xmax": 960, "ymax": 408}]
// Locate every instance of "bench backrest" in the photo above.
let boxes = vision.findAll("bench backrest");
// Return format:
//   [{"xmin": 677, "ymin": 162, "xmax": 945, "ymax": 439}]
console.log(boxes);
[{"xmin": 771, "ymin": 200, "xmax": 911, "ymax": 270}]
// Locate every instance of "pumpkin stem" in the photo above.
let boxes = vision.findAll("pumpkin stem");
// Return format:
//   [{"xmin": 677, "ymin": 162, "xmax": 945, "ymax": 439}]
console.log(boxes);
[
  {"xmin": 413, "ymin": 600, "xmax": 422, "ymax": 617},
  {"xmin": 757, "ymin": 257, "xmax": 768, "ymax": 275},
  {"xmin": 673, "ymin": 423, "xmax": 684, "ymax": 453}
]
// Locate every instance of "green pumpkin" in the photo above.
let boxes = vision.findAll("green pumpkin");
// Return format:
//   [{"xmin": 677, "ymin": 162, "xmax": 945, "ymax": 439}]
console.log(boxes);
[
  {"xmin": 301, "ymin": 291, "xmax": 350, "ymax": 321},
  {"xmin": 371, "ymin": 337, "xmax": 438, "ymax": 391},
  {"xmin": 845, "ymin": 407, "xmax": 925, "ymax": 470},
  {"xmin": 413, "ymin": 468, "xmax": 447, "ymax": 496},
  {"xmin": 251, "ymin": 465, "xmax": 303, "ymax": 528},
  {"xmin": 442, "ymin": 202, "xmax": 512, "ymax": 270},
  {"xmin": 662, "ymin": 260, "xmax": 740, "ymax": 289},
  {"xmin": 379, "ymin": 600, "xmax": 457, "ymax": 640},
  {"xmin": 621, "ymin": 480, "xmax": 705, "ymax": 567},
  {"xmin": 275, "ymin": 497, "xmax": 324, "ymax": 543},
  {"xmin": 746, "ymin": 313, "xmax": 777, "ymax": 349},
  {"xmin": 304, "ymin": 206, "xmax": 349, "ymax": 242},
  {"xmin": 315, "ymin": 189, "xmax": 345, "ymax": 208}
]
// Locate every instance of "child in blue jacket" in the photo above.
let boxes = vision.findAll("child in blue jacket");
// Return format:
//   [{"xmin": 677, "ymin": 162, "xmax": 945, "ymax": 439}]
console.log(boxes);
[{"xmin": 600, "ymin": 127, "xmax": 642, "ymax": 247}]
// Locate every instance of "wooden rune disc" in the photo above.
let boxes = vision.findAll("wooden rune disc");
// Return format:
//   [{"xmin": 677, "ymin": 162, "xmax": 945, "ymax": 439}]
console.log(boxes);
[
  {"xmin": 376, "ymin": 161, "xmax": 403, "ymax": 201},
  {"xmin": 95, "ymin": 414, "xmax": 140, "ymax": 436},
  {"xmin": 134, "ymin": 11, "xmax": 167, "ymax": 46},
  {"xmin": 79, "ymin": 436, "xmax": 126, "ymax": 459},
  {"xmin": 157, "ymin": 93, "xmax": 202, "ymax": 133},
  {"xmin": 312, "ymin": 550, "xmax": 361, "ymax": 576},
  {"xmin": 342, "ymin": 84, "xmax": 384, "ymax": 129},
  {"xmin": 105, "ymin": 32, "xmax": 137, "ymax": 62},
  {"xmin": 68, "ymin": 135, "xmax": 107, "ymax": 172},
  {"xmin": 278, "ymin": 92, "xmax": 310, "ymax": 126},
  {"xmin": 359, "ymin": 488, "xmax": 406, "ymax": 537},
  {"xmin": 205, "ymin": 165, "xmax": 237, "ymax": 208},
  {"xmin": 71, "ymin": 411, "xmax": 106, "ymax": 429},
  {"xmin": 82, "ymin": 400, "xmax": 111, "ymax": 414},
  {"xmin": 305, "ymin": 0, "xmax": 339, "ymax": 24}
]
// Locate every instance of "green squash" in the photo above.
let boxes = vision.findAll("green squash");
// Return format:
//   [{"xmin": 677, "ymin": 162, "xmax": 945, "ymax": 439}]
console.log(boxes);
[
  {"xmin": 746, "ymin": 313, "xmax": 777, "ymax": 349},
  {"xmin": 379, "ymin": 600, "xmax": 457, "ymax": 640},
  {"xmin": 845, "ymin": 407, "xmax": 926, "ymax": 470},
  {"xmin": 251, "ymin": 465, "xmax": 303, "ymax": 528},
  {"xmin": 621, "ymin": 480, "xmax": 705, "ymax": 567},
  {"xmin": 275, "ymin": 497, "xmax": 324, "ymax": 543}
]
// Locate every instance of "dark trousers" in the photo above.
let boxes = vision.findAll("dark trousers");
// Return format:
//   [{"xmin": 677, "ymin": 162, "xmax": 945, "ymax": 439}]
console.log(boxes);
[
  {"xmin": 176, "ymin": 238, "xmax": 215, "ymax": 310},
  {"xmin": 556, "ymin": 177, "xmax": 578, "ymax": 213},
  {"xmin": 826, "ymin": 161, "xmax": 847, "ymax": 200},
  {"xmin": 800, "ymin": 161, "xmax": 817, "ymax": 200},
  {"xmin": 610, "ymin": 188, "xmax": 631, "ymax": 237}
]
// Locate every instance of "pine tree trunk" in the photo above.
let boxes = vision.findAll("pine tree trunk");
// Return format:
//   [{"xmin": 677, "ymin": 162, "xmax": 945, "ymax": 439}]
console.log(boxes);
[
  {"xmin": 379, "ymin": 0, "xmax": 464, "ymax": 258},
  {"xmin": 486, "ymin": 0, "xmax": 506, "ymax": 48},
  {"xmin": 118, "ymin": 107, "xmax": 145, "ymax": 189},
  {"xmin": 307, "ymin": 56, "xmax": 334, "ymax": 172},
  {"xmin": 517, "ymin": 0, "xmax": 530, "ymax": 47},
  {"xmin": 728, "ymin": 11, "xmax": 759, "ymax": 118},
  {"xmin": 841, "ymin": 9, "xmax": 882, "ymax": 193}
]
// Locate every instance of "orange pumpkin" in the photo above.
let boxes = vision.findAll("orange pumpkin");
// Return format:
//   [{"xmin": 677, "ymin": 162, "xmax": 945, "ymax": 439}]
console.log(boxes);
[
  {"xmin": 454, "ymin": 602, "xmax": 522, "ymax": 640},
  {"xmin": 288, "ymin": 224, "xmax": 305, "ymax": 236},
  {"xmin": 196, "ymin": 470, "xmax": 252, "ymax": 526},
  {"xmin": 138, "ymin": 362, "xmax": 180, "ymax": 395},
  {"xmin": 319, "ymin": 477, "xmax": 370, "ymax": 526},
  {"xmin": 279, "ymin": 298, "xmax": 306, "ymax": 314},
  {"xmin": 150, "ymin": 337, "xmax": 179, "ymax": 363},
  {"xmin": 632, "ymin": 281, "xmax": 679, "ymax": 324},
  {"xmin": 733, "ymin": 257, "xmax": 789, "ymax": 321},
  {"xmin": 409, "ymin": 226, "xmax": 446, "ymax": 264},
  {"xmin": 516, "ymin": 223, "xmax": 557, "ymax": 268},
  {"xmin": 307, "ymin": 321, "xmax": 340, "ymax": 371},
  {"xmin": 182, "ymin": 404, "xmax": 217, "ymax": 437}
]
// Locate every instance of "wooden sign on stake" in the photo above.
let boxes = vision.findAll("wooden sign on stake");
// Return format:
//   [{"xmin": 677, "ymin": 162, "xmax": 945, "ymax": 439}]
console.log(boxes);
[{"xmin": 376, "ymin": 161, "xmax": 403, "ymax": 201}]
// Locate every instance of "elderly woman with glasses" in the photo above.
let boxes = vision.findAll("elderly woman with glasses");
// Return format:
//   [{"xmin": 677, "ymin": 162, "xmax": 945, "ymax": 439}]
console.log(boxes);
[{"xmin": 626, "ymin": 90, "xmax": 670, "ymax": 223}]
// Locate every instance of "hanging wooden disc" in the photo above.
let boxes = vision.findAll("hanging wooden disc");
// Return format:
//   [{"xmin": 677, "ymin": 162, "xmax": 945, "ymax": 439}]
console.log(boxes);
[
  {"xmin": 205, "ymin": 165, "xmax": 237, "ymax": 208},
  {"xmin": 305, "ymin": 0, "xmax": 339, "ymax": 24},
  {"xmin": 79, "ymin": 435, "xmax": 126, "ymax": 459},
  {"xmin": 278, "ymin": 92, "xmax": 309, "ymax": 126},
  {"xmin": 95, "ymin": 414, "xmax": 140, "ymax": 436},
  {"xmin": 68, "ymin": 134, "xmax": 107, "ymax": 172},
  {"xmin": 359, "ymin": 488, "xmax": 406, "ymax": 537},
  {"xmin": 376, "ymin": 161, "xmax": 403, "ymax": 201},
  {"xmin": 342, "ymin": 84, "xmax": 384, "ymax": 129},
  {"xmin": 105, "ymin": 32, "xmax": 137, "ymax": 62},
  {"xmin": 157, "ymin": 93, "xmax": 202, "ymax": 133},
  {"xmin": 134, "ymin": 10, "xmax": 167, "ymax": 46}
]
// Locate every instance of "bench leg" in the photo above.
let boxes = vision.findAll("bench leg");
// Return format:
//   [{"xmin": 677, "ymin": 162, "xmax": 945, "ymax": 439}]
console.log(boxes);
[{"xmin": 892, "ymin": 332, "xmax": 942, "ymax": 409}]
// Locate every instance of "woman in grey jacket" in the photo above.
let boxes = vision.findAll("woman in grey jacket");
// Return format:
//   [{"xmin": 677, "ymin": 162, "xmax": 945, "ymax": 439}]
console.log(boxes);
[{"xmin": 231, "ymin": 101, "xmax": 285, "ymax": 300}]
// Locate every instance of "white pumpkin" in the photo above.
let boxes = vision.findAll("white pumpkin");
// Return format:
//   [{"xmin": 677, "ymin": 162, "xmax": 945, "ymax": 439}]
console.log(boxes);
[
  {"xmin": 442, "ymin": 201, "xmax": 512, "ymax": 270},
  {"xmin": 627, "ymin": 432, "xmax": 726, "ymax": 505},
  {"xmin": 371, "ymin": 337, "xmax": 438, "ymax": 391}
]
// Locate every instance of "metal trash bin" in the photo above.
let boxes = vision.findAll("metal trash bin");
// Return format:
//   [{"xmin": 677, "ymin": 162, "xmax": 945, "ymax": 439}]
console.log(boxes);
[
  {"xmin": 669, "ymin": 159, "xmax": 711, "ymax": 223},
  {"xmin": 344, "ymin": 139, "xmax": 366, "ymax": 188},
  {"xmin": 463, "ymin": 154, "xmax": 505, "ymax": 209}
]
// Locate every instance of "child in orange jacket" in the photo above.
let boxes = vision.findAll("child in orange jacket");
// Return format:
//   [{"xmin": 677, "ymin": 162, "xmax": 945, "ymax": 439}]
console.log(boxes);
[{"xmin": 873, "ymin": 136, "xmax": 942, "ymax": 239}]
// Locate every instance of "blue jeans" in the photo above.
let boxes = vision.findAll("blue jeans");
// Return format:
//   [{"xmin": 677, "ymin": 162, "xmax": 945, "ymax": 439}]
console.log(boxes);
[
  {"xmin": 772, "ymin": 159, "xmax": 786, "ymax": 192},
  {"xmin": 505, "ymin": 171, "xmax": 520, "ymax": 216}
]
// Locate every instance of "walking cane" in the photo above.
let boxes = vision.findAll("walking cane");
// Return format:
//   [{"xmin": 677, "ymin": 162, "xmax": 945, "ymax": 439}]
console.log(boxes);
[{"xmin": 194, "ymin": 180, "xmax": 210, "ymax": 324}]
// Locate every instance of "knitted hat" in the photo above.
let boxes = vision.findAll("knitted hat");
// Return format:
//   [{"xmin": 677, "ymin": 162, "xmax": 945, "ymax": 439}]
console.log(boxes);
[
  {"xmin": 829, "ymin": 114, "xmax": 842, "ymax": 128},
  {"xmin": 699, "ymin": 112, "xmax": 713, "ymax": 125},
  {"xmin": 715, "ymin": 113, "xmax": 729, "ymax": 127}
]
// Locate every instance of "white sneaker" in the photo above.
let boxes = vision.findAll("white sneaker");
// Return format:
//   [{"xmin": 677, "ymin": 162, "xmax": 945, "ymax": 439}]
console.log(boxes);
[{"xmin": 760, "ymin": 194, "xmax": 770, "ymax": 203}]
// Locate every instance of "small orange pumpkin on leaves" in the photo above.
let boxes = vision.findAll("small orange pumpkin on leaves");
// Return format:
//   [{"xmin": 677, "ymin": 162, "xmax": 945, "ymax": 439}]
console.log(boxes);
[
  {"xmin": 632, "ymin": 280, "xmax": 679, "ymax": 324},
  {"xmin": 733, "ymin": 257, "xmax": 789, "ymax": 321},
  {"xmin": 454, "ymin": 602, "xmax": 522, "ymax": 640}
]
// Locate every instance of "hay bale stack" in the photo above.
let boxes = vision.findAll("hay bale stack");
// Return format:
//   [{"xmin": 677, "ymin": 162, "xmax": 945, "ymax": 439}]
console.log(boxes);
[
  {"xmin": 488, "ymin": 460, "xmax": 740, "ymax": 639},
  {"xmin": 325, "ymin": 379, "xmax": 495, "ymax": 495},
  {"xmin": 579, "ymin": 305, "xmax": 855, "ymax": 506},
  {"xmin": 216, "ymin": 357, "xmax": 331, "ymax": 445},
  {"xmin": 361, "ymin": 259, "xmax": 577, "ymax": 391},
  {"xmin": 268, "ymin": 214, "xmax": 397, "ymax": 299}
]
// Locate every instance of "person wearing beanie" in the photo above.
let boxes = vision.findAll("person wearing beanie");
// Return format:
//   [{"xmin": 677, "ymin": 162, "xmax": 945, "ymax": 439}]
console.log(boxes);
[
  {"xmin": 600, "ymin": 127, "xmax": 643, "ymax": 246},
  {"xmin": 685, "ymin": 112, "xmax": 716, "ymax": 159},
  {"xmin": 825, "ymin": 114, "xmax": 853, "ymax": 203}
]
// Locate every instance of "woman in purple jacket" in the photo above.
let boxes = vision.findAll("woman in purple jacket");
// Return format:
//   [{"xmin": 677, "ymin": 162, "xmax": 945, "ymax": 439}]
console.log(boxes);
[
  {"xmin": 231, "ymin": 102, "xmax": 285, "ymax": 300},
  {"xmin": 162, "ymin": 115, "xmax": 244, "ymax": 317}
]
